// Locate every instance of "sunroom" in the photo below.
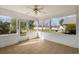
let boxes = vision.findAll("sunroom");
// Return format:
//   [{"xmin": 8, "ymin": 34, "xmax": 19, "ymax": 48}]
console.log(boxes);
[{"xmin": 0, "ymin": 5, "xmax": 79, "ymax": 54}]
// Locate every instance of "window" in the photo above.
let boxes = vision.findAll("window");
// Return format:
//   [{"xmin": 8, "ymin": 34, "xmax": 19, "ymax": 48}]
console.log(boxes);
[
  {"xmin": 0, "ymin": 16, "xmax": 16, "ymax": 35},
  {"xmin": 20, "ymin": 20, "xmax": 35, "ymax": 36},
  {"xmin": 36, "ymin": 14, "xmax": 76, "ymax": 35},
  {"xmin": 20, "ymin": 20, "xmax": 27, "ymax": 36},
  {"xmin": 28, "ymin": 20, "xmax": 35, "ymax": 32}
]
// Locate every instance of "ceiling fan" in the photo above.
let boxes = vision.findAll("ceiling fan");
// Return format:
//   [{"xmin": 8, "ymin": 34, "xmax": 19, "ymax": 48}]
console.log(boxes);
[{"xmin": 26, "ymin": 5, "xmax": 47, "ymax": 15}]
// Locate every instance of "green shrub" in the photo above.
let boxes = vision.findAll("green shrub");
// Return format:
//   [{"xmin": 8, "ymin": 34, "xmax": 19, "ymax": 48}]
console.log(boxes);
[
  {"xmin": 0, "ymin": 22, "xmax": 10, "ymax": 34},
  {"xmin": 65, "ymin": 24, "xmax": 76, "ymax": 34},
  {"xmin": 10, "ymin": 29, "xmax": 16, "ymax": 33}
]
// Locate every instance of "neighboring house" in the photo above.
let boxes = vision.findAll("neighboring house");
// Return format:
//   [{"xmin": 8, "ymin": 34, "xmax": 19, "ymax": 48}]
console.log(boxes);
[
  {"xmin": 58, "ymin": 16, "xmax": 76, "ymax": 33},
  {"xmin": 58, "ymin": 25, "xmax": 65, "ymax": 32}
]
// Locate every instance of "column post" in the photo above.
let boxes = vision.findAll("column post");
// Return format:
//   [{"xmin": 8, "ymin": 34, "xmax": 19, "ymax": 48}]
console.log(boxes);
[
  {"xmin": 77, "ymin": 6, "xmax": 79, "ymax": 53},
  {"xmin": 16, "ymin": 18, "xmax": 20, "ymax": 35},
  {"xmin": 49, "ymin": 18, "xmax": 51, "ymax": 31},
  {"xmin": 26, "ymin": 20, "xmax": 30, "ymax": 39},
  {"xmin": 42, "ymin": 21, "xmax": 43, "ymax": 31},
  {"xmin": 36, "ymin": 18, "xmax": 39, "ymax": 38}
]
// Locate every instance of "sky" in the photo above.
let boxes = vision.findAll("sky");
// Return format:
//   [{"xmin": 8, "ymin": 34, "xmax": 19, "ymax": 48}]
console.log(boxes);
[
  {"xmin": 51, "ymin": 14, "xmax": 76, "ymax": 26},
  {"xmin": 0, "ymin": 16, "xmax": 12, "ymax": 22},
  {"xmin": 51, "ymin": 18, "xmax": 60, "ymax": 26},
  {"xmin": 0, "ymin": 15, "xmax": 76, "ymax": 26}
]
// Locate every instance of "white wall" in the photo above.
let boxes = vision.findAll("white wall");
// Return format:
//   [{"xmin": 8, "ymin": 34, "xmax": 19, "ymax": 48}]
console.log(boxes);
[
  {"xmin": 0, "ymin": 34, "xmax": 19, "ymax": 48},
  {"xmin": 19, "ymin": 32, "xmax": 38, "ymax": 41},
  {"xmin": 0, "ymin": 32, "xmax": 37, "ymax": 48},
  {"xmin": 39, "ymin": 32, "xmax": 77, "ymax": 48},
  {"xmin": 0, "ymin": 31, "xmax": 77, "ymax": 48}
]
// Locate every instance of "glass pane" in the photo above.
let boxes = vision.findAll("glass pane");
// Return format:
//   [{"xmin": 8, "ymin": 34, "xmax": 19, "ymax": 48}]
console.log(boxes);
[
  {"xmin": 50, "ymin": 15, "xmax": 76, "ymax": 35},
  {"xmin": 28, "ymin": 20, "xmax": 35, "ymax": 32},
  {"xmin": 37, "ymin": 14, "xmax": 76, "ymax": 35},
  {"xmin": 20, "ymin": 20, "xmax": 27, "ymax": 36},
  {"xmin": 0, "ymin": 16, "xmax": 16, "ymax": 35}
]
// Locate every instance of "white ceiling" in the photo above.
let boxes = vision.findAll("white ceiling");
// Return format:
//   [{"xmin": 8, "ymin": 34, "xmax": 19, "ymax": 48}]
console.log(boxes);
[{"xmin": 0, "ymin": 5, "xmax": 77, "ymax": 20}]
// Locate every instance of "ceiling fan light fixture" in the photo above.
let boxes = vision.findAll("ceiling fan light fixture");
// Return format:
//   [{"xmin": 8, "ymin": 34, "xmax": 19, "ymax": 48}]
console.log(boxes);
[{"xmin": 26, "ymin": 5, "xmax": 47, "ymax": 15}]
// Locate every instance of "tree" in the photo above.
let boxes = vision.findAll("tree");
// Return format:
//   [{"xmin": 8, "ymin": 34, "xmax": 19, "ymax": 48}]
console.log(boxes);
[
  {"xmin": 20, "ymin": 21, "xmax": 26, "ymax": 30},
  {"xmin": 65, "ymin": 24, "xmax": 76, "ymax": 34},
  {"xmin": 10, "ymin": 18, "xmax": 16, "ymax": 33},
  {"xmin": 59, "ymin": 19, "xmax": 64, "ymax": 25},
  {"xmin": 28, "ymin": 20, "xmax": 34, "ymax": 30},
  {"xmin": 0, "ymin": 22, "xmax": 10, "ymax": 34},
  {"xmin": 20, "ymin": 21, "xmax": 26, "ymax": 35}
]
